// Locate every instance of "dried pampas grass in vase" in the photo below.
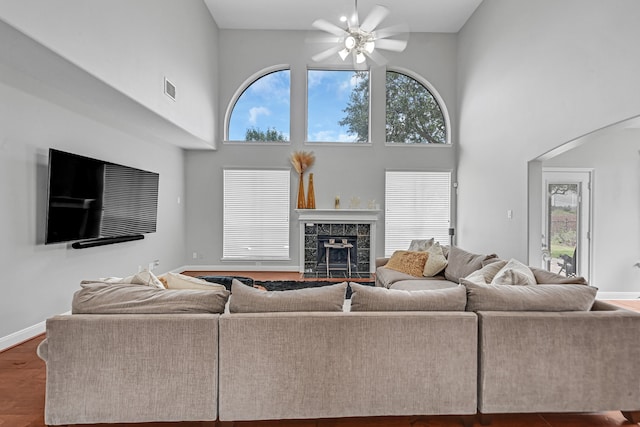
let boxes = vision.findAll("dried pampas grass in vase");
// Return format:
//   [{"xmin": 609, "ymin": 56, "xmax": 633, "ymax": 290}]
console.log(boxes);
[{"xmin": 290, "ymin": 151, "xmax": 315, "ymax": 209}]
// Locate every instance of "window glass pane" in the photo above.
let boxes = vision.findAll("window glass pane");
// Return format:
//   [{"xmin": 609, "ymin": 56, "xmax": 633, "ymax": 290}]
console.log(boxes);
[
  {"xmin": 228, "ymin": 70, "xmax": 290, "ymax": 142},
  {"xmin": 307, "ymin": 70, "xmax": 369, "ymax": 143},
  {"xmin": 384, "ymin": 171, "xmax": 451, "ymax": 257},
  {"xmin": 223, "ymin": 169, "xmax": 290, "ymax": 259},
  {"xmin": 386, "ymin": 71, "xmax": 447, "ymax": 144}
]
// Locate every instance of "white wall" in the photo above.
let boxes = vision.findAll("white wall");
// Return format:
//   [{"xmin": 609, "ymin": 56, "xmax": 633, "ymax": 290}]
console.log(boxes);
[
  {"xmin": 0, "ymin": 1, "xmax": 220, "ymax": 346},
  {"xmin": 0, "ymin": 77, "xmax": 186, "ymax": 343},
  {"xmin": 184, "ymin": 30, "xmax": 458, "ymax": 270},
  {"xmin": 0, "ymin": 0, "xmax": 218, "ymax": 146},
  {"xmin": 457, "ymin": 0, "xmax": 640, "ymax": 264},
  {"xmin": 543, "ymin": 128, "xmax": 640, "ymax": 292}
]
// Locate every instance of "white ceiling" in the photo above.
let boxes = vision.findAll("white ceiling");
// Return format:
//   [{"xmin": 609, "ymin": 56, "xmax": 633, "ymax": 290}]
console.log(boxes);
[{"xmin": 204, "ymin": 0, "xmax": 483, "ymax": 33}]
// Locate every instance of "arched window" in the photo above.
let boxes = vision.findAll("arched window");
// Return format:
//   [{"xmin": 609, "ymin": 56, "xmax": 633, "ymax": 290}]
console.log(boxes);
[
  {"xmin": 386, "ymin": 70, "xmax": 449, "ymax": 144},
  {"xmin": 227, "ymin": 68, "xmax": 290, "ymax": 142}
]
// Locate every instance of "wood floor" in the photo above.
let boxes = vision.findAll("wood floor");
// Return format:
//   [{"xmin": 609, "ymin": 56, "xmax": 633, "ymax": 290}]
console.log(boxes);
[{"xmin": 2, "ymin": 274, "xmax": 639, "ymax": 427}]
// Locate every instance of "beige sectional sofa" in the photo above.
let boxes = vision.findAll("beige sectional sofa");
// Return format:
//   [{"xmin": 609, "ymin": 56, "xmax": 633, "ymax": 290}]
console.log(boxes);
[{"xmin": 37, "ymin": 254, "xmax": 640, "ymax": 426}]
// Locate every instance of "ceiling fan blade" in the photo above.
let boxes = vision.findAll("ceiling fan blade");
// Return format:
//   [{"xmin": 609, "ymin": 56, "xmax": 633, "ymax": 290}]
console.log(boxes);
[
  {"xmin": 305, "ymin": 35, "xmax": 342, "ymax": 45},
  {"xmin": 365, "ymin": 49, "xmax": 388, "ymax": 66},
  {"xmin": 374, "ymin": 23, "xmax": 410, "ymax": 40},
  {"xmin": 348, "ymin": 2, "xmax": 359, "ymax": 31},
  {"xmin": 312, "ymin": 19, "xmax": 348, "ymax": 37},
  {"xmin": 360, "ymin": 5, "xmax": 390, "ymax": 33},
  {"xmin": 311, "ymin": 45, "xmax": 344, "ymax": 62},
  {"xmin": 375, "ymin": 38, "xmax": 408, "ymax": 52}
]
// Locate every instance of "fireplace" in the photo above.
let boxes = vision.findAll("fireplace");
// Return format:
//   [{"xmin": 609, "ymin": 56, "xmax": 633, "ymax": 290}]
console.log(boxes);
[
  {"xmin": 316, "ymin": 235, "xmax": 358, "ymax": 275},
  {"xmin": 297, "ymin": 209, "xmax": 379, "ymax": 276}
]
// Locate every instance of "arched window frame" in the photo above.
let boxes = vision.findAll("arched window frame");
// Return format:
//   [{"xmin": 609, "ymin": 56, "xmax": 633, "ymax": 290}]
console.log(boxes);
[
  {"xmin": 384, "ymin": 67, "xmax": 452, "ymax": 146},
  {"xmin": 224, "ymin": 64, "xmax": 291, "ymax": 144}
]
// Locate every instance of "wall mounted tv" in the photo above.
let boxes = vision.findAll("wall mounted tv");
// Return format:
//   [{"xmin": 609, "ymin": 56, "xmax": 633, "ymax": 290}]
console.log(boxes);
[{"xmin": 45, "ymin": 149, "xmax": 159, "ymax": 249}]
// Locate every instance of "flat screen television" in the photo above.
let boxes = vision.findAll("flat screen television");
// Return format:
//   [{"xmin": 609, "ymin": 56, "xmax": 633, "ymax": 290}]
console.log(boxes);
[{"xmin": 45, "ymin": 149, "xmax": 159, "ymax": 247}]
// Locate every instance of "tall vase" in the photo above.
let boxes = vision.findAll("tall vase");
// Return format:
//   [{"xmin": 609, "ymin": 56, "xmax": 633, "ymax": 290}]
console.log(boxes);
[
  {"xmin": 297, "ymin": 173, "xmax": 306, "ymax": 209},
  {"xmin": 306, "ymin": 173, "xmax": 316, "ymax": 209}
]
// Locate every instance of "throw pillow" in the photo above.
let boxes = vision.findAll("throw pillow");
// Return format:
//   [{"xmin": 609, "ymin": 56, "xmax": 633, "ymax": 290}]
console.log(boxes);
[
  {"xmin": 464, "ymin": 259, "xmax": 508, "ymax": 285},
  {"xmin": 444, "ymin": 246, "xmax": 498, "ymax": 283},
  {"xmin": 423, "ymin": 242, "xmax": 448, "ymax": 277},
  {"xmin": 229, "ymin": 279, "xmax": 347, "ymax": 313},
  {"xmin": 462, "ymin": 280, "xmax": 597, "ymax": 312},
  {"xmin": 72, "ymin": 282, "xmax": 230, "ymax": 314},
  {"xmin": 491, "ymin": 258, "xmax": 537, "ymax": 286},
  {"xmin": 160, "ymin": 272, "xmax": 227, "ymax": 291},
  {"xmin": 385, "ymin": 250, "xmax": 429, "ymax": 277},
  {"xmin": 529, "ymin": 266, "xmax": 588, "ymax": 285},
  {"xmin": 131, "ymin": 270, "xmax": 166, "ymax": 289},
  {"xmin": 350, "ymin": 283, "xmax": 467, "ymax": 311},
  {"xmin": 408, "ymin": 238, "xmax": 434, "ymax": 252}
]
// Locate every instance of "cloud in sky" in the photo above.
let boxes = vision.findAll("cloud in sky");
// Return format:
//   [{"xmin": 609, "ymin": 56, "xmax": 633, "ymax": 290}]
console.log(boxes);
[
  {"xmin": 248, "ymin": 71, "xmax": 290, "ymax": 103},
  {"xmin": 248, "ymin": 106, "xmax": 270, "ymax": 125}
]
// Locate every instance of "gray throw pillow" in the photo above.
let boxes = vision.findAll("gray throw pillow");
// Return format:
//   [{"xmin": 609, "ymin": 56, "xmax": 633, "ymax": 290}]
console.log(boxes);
[
  {"xmin": 462, "ymin": 280, "xmax": 597, "ymax": 312},
  {"xmin": 72, "ymin": 282, "xmax": 230, "ymax": 314},
  {"xmin": 444, "ymin": 246, "xmax": 498, "ymax": 283},
  {"xmin": 529, "ymin": 266, "xmax": 588, "ymax": 285},
  {"xmin": 229, "ymin": 279, "xmax": 346, "ymax": 313},
  {"xmin": 350, "ymin": 283, "xmax": 467, "ymax": 311}
]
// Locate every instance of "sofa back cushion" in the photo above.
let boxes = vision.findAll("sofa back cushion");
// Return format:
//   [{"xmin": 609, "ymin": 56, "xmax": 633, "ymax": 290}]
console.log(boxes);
[
  {"xmin": 529, "ymin": 266, "xmax": 588, "ymax": 285},
  {"xmin": 229, "ymin": 280, "xmax": 346, "ymax": 313},
  {"xmin": 444, "ymin": 246, "xmax": 498, "ymax": 283},
  {"xmin": 350, "ymin": 283, "xmax": 467, "ymax": 311},
  {"xmin": 462, "ymin": 280, "xmax": 597, "ymax": 312},
  {"xmin": 72, "ymin": 282, "xmax": 230, "ymax": 314}
]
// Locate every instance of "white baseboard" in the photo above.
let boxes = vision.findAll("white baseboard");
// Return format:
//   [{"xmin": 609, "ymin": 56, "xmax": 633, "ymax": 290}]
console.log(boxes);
[
  {"xmin": 178, "ymin": 265, "xmax": 299, "ymax": 273},
  {"xmin": 0, "ymin": 311, "xmax": 71, "ymax": 353},
  {"xmin": 0, "ymin": 321, "xmax": 45, "ymax": 352},
  {"xmin": 598, "ymin": 292, "xmax": 640, "ymax": 300}
]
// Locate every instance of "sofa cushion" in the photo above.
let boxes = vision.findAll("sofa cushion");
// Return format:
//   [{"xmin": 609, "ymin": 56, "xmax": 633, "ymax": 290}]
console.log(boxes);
[
  {"xmin": 375, "ymin": 266, "xmax": 420, "ymax": 288},
  {"xmin": 350, "ymin": 283, "xmax": 467, "ymax": 311},
  {"xmin": 462, "ymin": 280, "xmax": 597, "ymax": 312},
  {"xmin": 229, "ymin": 279, "xmax": 346, "ymax": 313},
  {"xmin": 490, "ymin": 258, "xmax": 537, "ymax": 286},
  {"xmin": 423, "ymin": 242, "xmax": 448, "ymax": 277},
  {"xmin": 389, "ymin": 279, "xmax": 458, "ymax": 291},
  {"xmin": 444, "ymin": 246, "xmax": 498, "ymax": 283},
  {"xmin": 529, "ymin": 266, "xmax": 588, "ymax": 285},
  {"xmin": 385, "ymin": 250, "xmax": 428, "ymax": 277},
  {"xmin": 160, "ymin": 272, "xmax": 227, "ymax": 291},
  {"xmin": 72, "ymin": 282, "xmax": 230, "ymax": 314},
  {"xmin": 408, "ymin": 238, "xmax": 434, "ymax": 252}
]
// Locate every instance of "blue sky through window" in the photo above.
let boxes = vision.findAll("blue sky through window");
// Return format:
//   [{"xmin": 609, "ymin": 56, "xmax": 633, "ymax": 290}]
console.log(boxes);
[
  {"xmin": 228, "ymin": 70, "xmax": 291, "ymax": 141},
  {"xmin": 307, "ymin": 70, "xmax": 368, "ymax": 143}
]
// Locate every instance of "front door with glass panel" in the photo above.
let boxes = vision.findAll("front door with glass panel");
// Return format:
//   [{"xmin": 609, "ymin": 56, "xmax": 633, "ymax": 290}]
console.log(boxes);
[{"xmin": 542, "ymin": 169, "xmax": 591, "ymax": 280}]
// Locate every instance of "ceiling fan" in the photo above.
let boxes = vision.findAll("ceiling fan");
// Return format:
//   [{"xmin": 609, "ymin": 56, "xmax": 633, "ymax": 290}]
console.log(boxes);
[{"xmin": 310, "ymin": 1, "xmax": 409, "ymax": 66}]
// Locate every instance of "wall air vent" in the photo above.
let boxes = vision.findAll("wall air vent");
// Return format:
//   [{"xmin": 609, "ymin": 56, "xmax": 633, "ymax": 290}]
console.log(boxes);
[{"xmin": 164, "ymin": 77, "xmax": 176, "ymax": 101}]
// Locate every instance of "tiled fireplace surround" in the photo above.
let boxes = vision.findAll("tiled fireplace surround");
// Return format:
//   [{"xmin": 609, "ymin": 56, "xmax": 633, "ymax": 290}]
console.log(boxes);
[{"xmin": 297, "ymin": 210, "xmax": 380, "ymax": 275}]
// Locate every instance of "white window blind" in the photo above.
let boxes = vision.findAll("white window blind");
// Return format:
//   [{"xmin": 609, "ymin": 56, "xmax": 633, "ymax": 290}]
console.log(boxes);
[
  {"xmin": 223, "ymin": 169, "xmax": 290, "ymax": 260},
  {"xmin": 385, "ymin": 171, "xmax": 451, "ymax": 257}
]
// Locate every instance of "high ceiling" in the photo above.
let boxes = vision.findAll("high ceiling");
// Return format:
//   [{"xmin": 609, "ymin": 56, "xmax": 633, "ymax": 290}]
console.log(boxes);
[{"xmin": 204, "ymin": 0, "xmax": 483, "ymax": 33}]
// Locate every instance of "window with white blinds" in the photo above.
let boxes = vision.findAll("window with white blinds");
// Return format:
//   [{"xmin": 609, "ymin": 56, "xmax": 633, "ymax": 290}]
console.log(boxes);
[
  {"xmin": 384, "ymin": 170, "xmax": 451, "ymax": 257},
  {"xmin": 223, "ymin": 169, "xmax": 290, "ymax": 260}
]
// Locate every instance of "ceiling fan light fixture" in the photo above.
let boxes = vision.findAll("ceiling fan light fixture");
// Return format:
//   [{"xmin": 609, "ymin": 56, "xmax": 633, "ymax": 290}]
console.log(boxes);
[
  {"xmin": 356, "ymin": 51, "xmax": 366, "ymax": 63},
  {"xmin": 364, "ymin": 41, "xmax": 375, "ymax": 54},
  {"xmin": 344, "ymin": 36, "xmax": 356, "ymax": 50},
  {"xmin": 338, "ymin": 48, "xmax": 350, "ymax": 61}
]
